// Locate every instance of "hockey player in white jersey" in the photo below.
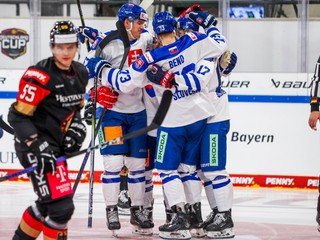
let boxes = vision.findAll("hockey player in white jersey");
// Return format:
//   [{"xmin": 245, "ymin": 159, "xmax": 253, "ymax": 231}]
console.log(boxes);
[
  {"xmin": 175, "ymin": 6, "xmax": 237, "ymax": 238},
  {"xmin": 81, "ymin": 3, "xmax": 154, "ymax": 236},
  {"xmin": 132, "ymin": 12, "xmax": 226, "ymax": 239},
  {"xmin": 86, "ymin": 10, "xmax": 227, "ymax": 239}
]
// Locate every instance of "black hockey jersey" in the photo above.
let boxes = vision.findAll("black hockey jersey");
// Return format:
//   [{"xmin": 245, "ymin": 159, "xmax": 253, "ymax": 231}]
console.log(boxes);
[{"xmin": 8, "ymin": 57, "xmax": 88, "ymax": 154}]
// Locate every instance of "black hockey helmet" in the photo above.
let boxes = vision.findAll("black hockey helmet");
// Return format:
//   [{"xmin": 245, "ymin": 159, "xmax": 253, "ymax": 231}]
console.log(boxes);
[{"xmin": 50, "ymin": 20, "xmax": 78, "ymax": 45}]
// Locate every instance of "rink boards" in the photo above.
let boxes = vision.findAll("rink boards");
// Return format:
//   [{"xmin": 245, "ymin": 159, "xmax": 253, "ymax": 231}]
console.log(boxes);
[{"xmin": 0, "ymin": 70, "xmax": 319, "ymax": 189}]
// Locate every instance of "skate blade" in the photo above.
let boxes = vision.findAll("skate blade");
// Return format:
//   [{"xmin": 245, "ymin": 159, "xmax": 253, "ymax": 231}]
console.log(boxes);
[
  {"xmin": 132, "ymin": 226, "xmax": 153, "ymax": 236},
  {"xmin": 206, "ymin": 227, "xmax": 235, "ymax": 239},
  {"xmin": 190, "ymin": 228, "xmax": 206, "ymax": 238},
  {"xmin": 111, "ymin": 230, "xmax": 119, "ymax": 237},
  {"xmin": 159, "ymin": 230, "xmax": 191, "ymax": 240},
  {"xmin": 318, "ymin": 224, "xmax": 320, "ymax": 232}
]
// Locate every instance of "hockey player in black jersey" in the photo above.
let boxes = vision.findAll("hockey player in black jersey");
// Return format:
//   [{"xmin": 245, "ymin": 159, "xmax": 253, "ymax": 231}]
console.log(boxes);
[{"xmin": 7, "ymin": 20, "xmax": 117, "ymax": 240}]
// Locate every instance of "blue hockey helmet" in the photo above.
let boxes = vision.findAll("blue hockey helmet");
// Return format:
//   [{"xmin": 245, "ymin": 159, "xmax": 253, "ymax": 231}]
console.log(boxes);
[
  {"xmin": 118, "ymin": 3, "xmax": 148, "ymax": 23},
  {"xmin": 152, "ymin": 11, "xmax": 177, "ymax": 35},
  {"xmin": 177, "ymin": 17, "xmax": 199, "ymax": 32}
]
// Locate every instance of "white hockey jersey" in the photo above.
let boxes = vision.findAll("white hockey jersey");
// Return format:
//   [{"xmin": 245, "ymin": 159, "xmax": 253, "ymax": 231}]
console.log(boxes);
[
  {"xmin": 87, "ymin": 29, "xmax": 153, "ymax": 113},
  {"xmin": 102, "ymin": 26, "xmax": 227, "ymax": 127}
]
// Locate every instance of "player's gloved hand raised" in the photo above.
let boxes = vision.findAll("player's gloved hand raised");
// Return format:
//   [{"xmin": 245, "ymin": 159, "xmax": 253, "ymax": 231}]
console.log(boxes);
[
  {"xmin": 186, "ymin": 9, "xmax": 217, "ymax": 30},
  {"xmin": 179, "ymin": 4, "xmax": 204, "ymax": 18},
  {"xmin": 63, "ymin": 118, "xmax": 87, "ymax": 154},
  {"xmin": 77, "ymin": 26, "xmax": 100, "ymax": 44},
  {"xmin": 219, "ymin": 51, "xmax": 237, "ymax": 76},
  {"xmin": 147, "ymin": 64, "xmax": 177, "ymax": 89},
  {"xmin": 84, "ymin": 57, "xmax": 111, "ymax": 79},
  {"xmin": 84, "ymin": 97, "xmax": 93, "ymax": 125},
  {"xmin": 90, "ymin": 86, "xmax": 119, "ymax": 109},
  {"xmin": 30, "ymin": 139, "xmax": 56, "ymax": 175}
]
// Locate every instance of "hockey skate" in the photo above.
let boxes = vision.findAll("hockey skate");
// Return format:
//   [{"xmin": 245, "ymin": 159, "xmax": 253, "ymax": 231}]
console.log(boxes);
[
  {"xmin": 205, "ymin": 210, "xmax": 235, "ymax": 239},
  {"xmin": 117, "ymin": 190, "xmax": 131, "ymax": 215},
  {"xmin": 202, "ymin": 208, "xmax": 218, "ymax": 232},
  {"xmin": 189, "ymin": 202, "xmax": 205, "ymax": 238},
  {"xmin": 143, "ymin": 206, "xmax": 154, "ymax": 222},
  {"xmin": 159, "ymin": 205, "xmax": 191, "ymax": 240},
  {"xmin": 106, "ymin": 205, "xmax": 121, "ymax": 237},
  {"xmin": 130, "ymin": 206, "xmax": 154, "ymax": 236}
]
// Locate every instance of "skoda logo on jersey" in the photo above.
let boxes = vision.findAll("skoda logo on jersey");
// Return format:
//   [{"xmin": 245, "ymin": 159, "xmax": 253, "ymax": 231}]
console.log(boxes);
[{"xmin": 0, "ymin": 28, "xmax": 29, "ymax": 60}]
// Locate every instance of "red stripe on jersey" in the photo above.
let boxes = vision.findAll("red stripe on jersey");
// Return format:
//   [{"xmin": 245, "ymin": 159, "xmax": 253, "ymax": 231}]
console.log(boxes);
[
  {"xmin": 23, "ymin": 68, "xmax": 50, "ymax": 85},
  {"xmin": 17, "ymin": 79, "xmax": 51, "ymax": 106}
]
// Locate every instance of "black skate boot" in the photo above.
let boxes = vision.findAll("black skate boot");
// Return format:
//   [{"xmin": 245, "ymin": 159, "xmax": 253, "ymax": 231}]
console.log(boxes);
[
  {"xmin": 189, "ymin": 202, "xmax": 205, "ymax": 238},
  {"xmin": 205, "ymin": 209, "xmax": 235, "ymax": 239},
  {"xmin": 143, "ymin": 206, "xmax": 154, "ymax": 222},
  {"xmin": 202, "ymin": 207, "xmax": 218, "ymax": 231},
  {"xmin": 117, "ymin": 190, "xmax": 131, "ymax": 215},
  {"xmin": 159, "ymin": 204, "xmax": 191, "ymax": 240},
  {"xmin": 130, "ymin": 206, "xmax": 154, "ymax": 236},
  {"xmin": 165, "ymin": 208, "xmax": 174, "ymax": 223},
  {"xmin": 106, "ymin": 205, "xmax": 121, "ymax": 236}
]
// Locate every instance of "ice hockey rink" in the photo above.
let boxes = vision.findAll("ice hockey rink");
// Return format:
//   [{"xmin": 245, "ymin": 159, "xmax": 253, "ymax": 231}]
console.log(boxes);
[{"xmin": 0, "ymin": 182, "xmax": 319, "ymax": 240}]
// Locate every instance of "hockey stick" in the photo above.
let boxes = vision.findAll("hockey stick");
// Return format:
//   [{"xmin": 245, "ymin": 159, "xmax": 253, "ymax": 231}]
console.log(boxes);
[
  {"xmin": 0, "ymin": 90, "xmax": 172, "ymax": 183},
  {"xmin": 0, "ymin": 116, "xmax": 14, "ymax": 135},
  {"xmin": 72, "ymin": 28, "xmax": 122, "ymax": 194},
  {"xmin": 86, "ymin": 20, "xmax": 130, "ymax": 228},
  {"xmin": 139, "ymin": 0, "xmax": 154, "ymax": 11},
  {"xmin": 76, "ymin": 0, "xmax": 90, "ymax": 52}
]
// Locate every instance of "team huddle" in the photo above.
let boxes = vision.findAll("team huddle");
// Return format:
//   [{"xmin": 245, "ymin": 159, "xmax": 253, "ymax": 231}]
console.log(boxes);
[{"xmin": 8, "ymin": 3, "xmax": 238, "ymax": 240}]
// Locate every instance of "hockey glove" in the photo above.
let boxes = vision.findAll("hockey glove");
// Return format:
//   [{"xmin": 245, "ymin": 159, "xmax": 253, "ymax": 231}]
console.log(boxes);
[
  {"xmin": 84, "ymin": 97, "xmax": 93, "ymax": 125},
  {"xmin": 219, "ymin": 51, "xmax": 237, "ymax": 76},
  {"xmin": 84, "ymin": 57, "xmax": 111, "ymax": 79},
  {"xmin": 63, "ymin": 118, "xmax": 87, "ymax": 154},
  {"xmin": 147, "ymin": 64, "xmax": 177, "ymax": 89},
  {"xmin": 30, "ymin": 139, "xmax": 57, "ymax": 176},
  {"xmin": 179, "ymin": 4, "xmax": 204, "ymax": 18},
  {"xmin": 77, "ymin": 26, "xmax": 100, "ymax": 44},
  {"xmin": 187, "ymin": 10, "xmax": 217, "ymax": 30},
  {"xmin": 90, "ymin": 86, "xmax": 119, "ymax": 109}
]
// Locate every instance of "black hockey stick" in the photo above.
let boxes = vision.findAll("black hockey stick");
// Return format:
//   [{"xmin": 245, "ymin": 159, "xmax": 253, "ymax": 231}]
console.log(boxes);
[
  {"xmin": 86, "ymin": 20, "xmax": 130, "ymax": 228},
  {"xmin": 76, "ymin": 0, "xmax": 90, "ymax": 52},
  {"xmin": 0, "ymin": 90, "xmax": 172, "ymax": 183},
  {"xmin": 73, "ymin": 28, "xmax": 122, "ymax": 193},
  {"xmin": 0, "ymin": 116, "xmax": 14, "ymax": 135},
  {"xmin": 73, "ymin": 21, "xmax": 128, "ymax": 192}
]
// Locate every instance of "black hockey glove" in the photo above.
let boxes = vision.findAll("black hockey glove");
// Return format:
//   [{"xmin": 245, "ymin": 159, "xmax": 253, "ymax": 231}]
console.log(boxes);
[
  {"xmin": 30, "ymin": 139, "xmax": 57, "ymax": 175},
  {"xmin": 63, "ymin": 119, "xmax": 87, "ymax": 154},
  {"xmin": 84, "ymin": 98, "xmax": 93, "ymax": 125},
  {"xmin": 147, "ymin": 64, "xmax": 177, "ymax": 89}
]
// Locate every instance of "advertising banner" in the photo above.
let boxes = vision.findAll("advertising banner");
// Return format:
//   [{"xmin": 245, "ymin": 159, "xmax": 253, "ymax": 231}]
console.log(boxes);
[{"xmin": 0, "ymin": 72, "xmax": 319, "ymax": 189}]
